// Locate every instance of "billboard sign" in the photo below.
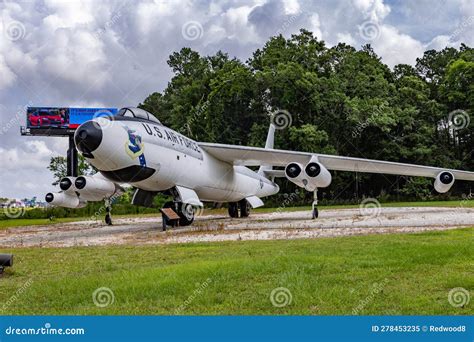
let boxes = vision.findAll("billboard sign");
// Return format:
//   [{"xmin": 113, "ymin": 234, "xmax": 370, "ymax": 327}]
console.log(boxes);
[
  {"xmin": 27, "ymin": 107, "xmax": 69, "ymax": 129},
  {"xmin": 69, "ymin": 108, "xmax": 118, "ymax": 128},
  {"xmin": 26, "ymin": 107, "xmax": 118, "ymax": 131}
]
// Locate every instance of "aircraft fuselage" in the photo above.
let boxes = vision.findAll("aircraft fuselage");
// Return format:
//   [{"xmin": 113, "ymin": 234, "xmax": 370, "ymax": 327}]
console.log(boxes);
[{"xmin": 75, "ymin": 116, "xmax": 279, "ymax": 203}]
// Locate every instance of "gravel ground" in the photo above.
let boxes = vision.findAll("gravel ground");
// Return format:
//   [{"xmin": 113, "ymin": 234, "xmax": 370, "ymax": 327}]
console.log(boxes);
[{"xmin": 0, "ymin": 207, "xmax": 473, "ymax": 248}]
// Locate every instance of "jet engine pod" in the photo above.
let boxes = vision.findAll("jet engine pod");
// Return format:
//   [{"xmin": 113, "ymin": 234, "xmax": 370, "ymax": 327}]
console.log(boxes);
[
  {"xmin": 304, "ymin": 161, "xmax": 332, "ymax": 190},
  {"xmin": 45, "ymin": 192, "xmax": 86, "ymax": 208},
  {"xmin": 434, "ymin": 171, "xmax": 455, "ymax": 193},
  {"xmin": 285, "ymin": 162, "xmax": 306, "ymax": 188},
  {"xmin": 59, "ymin": 177, "xmax": 76, "ymax": 192},
  {"xmin": 75, "ymin": 175, "xmax": 116, "ymax": 200}
]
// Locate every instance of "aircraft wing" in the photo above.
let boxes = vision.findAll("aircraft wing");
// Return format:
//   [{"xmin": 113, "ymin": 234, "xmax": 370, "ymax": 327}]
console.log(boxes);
[{"xmin": 198, "ymin": 142, "xmax": 474, "ymax": 181}]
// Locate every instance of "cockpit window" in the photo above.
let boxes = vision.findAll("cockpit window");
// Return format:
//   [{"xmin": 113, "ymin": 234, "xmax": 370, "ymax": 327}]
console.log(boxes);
[{"xmin": 117, "ymin": 107, "xmax": 161, "ymax": 124}]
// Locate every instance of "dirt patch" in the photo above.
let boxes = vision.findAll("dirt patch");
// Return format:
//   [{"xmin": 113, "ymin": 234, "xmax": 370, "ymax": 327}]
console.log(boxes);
[{"xmin": 0, "ymin": 207, "xmax": 472, "ymax": 248}]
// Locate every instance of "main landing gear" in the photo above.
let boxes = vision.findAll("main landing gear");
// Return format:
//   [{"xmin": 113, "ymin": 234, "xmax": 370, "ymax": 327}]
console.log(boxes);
[
  {"xmin": 104, "ymin": 198, "xmax": 113, "ymax": 225},
  {"xmin": 228, "ymin": 199, "xmax": 250, "ymax": 218},
  {"xmin": 162, "ymin": 201, "xmax": 195, "ymax": 226},
  {"xmin": 312, "ymin": 188, "xmax": 319, "ymax": 219}
]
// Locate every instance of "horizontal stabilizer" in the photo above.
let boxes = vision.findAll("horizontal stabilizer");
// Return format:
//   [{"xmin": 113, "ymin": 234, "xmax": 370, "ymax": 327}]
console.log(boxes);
[
  {"xmin": 246, "ymin": 196, "xmax": 264, "ymax": 208},
  {"xmin": 263, "ymin": 169, "xmax": 285, "ymax": 178}
]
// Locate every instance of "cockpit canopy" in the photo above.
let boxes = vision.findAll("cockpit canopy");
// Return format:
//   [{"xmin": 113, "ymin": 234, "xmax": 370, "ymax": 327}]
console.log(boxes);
[{"xmin": 117, "ymin": 107, "xmax": 161, "ymax": 125}]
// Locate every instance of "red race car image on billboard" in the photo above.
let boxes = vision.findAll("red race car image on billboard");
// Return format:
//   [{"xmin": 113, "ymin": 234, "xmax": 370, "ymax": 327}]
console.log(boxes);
[{"xmin": 27, "ymin": 107, "xmax": 69, "ymax": 128}]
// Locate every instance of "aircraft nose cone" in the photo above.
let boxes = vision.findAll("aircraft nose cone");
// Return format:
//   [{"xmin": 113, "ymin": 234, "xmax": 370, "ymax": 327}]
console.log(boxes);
[{"xmin": 74, "ymin": 121, "xmax": 103, "ymax": 157}]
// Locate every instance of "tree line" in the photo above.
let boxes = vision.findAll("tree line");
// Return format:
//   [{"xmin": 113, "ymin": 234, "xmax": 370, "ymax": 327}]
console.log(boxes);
[{"xmin": 138, "ymin": 29, "xmax": 473, "ymax": 204}]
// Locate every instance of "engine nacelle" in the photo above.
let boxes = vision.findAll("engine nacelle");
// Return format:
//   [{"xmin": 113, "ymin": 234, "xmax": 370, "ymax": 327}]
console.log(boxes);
[
  {"xmin": 285, "ymin": 162, "xmax": 306, "ymax": 188},
  {"xmin": 304, "ymin": 161, "xmax": 332, "ymax": 191},
  {"xmin": 45, "ymin": 192, "xmax": 86, "ymax": 208},
  {"xmin": 59, "ymin": 177, "xmax": 77, "ymax": 192},
  {"xmin": 285, "ymin": 160, "xmax": 332, "ymax": 191},
  {"xmin": 74, "ymin": 175, "xmax": 116, "ymax": 201},
  {"xmin": 434, "ymin": 171, "xmax": 455, "ymax": 193}
]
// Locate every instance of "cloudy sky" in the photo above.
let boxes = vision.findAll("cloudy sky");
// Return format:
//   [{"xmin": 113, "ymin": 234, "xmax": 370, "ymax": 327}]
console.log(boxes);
[{"xmin": 0, "ymin": 0, "xmax": 473, "ymax": 200}]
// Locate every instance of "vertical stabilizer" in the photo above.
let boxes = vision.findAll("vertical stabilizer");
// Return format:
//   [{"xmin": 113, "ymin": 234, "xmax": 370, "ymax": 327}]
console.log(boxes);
[{"xmin": 258, "ymin": 123, "xmax": 276, "ymax": 176}]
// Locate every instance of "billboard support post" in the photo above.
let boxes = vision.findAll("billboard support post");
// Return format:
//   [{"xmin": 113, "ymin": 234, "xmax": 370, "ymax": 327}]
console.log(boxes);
[
  {"xmin": 21, "ymin": 106, "xmax": 118, "ymax": 177},
  {"xmin": 67, "ymin": 134, "xmax": 78, "ymax": 177}
]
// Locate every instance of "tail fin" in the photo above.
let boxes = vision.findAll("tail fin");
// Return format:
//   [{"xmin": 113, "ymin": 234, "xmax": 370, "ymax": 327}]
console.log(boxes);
[{"xmin": 258, "ymin": 123, "xmax": 275, "ymax": 176}]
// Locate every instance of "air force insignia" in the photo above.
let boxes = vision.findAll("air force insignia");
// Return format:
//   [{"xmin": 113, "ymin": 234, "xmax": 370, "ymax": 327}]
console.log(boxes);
[{"xmin": 123, "ymin": 125, "xmax": 146, "ymax": 167}]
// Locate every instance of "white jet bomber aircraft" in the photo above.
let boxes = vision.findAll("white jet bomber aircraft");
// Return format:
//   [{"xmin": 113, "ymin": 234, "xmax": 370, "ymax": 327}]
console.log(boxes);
[{"xmin": 46, "ymin": 107, "xmax": 474, "ymax": 227}]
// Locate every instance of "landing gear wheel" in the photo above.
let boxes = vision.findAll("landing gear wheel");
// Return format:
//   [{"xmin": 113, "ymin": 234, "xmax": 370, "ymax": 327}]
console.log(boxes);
[
  {"xmin": 312, "ymin": 207, "xmax": 319, "ymax": 219},
  {"xmin": 178, "ymin": 203, "xmax": 195, "ymax": 226},
  {"xmin": 228, "ymin": 202, "xmax": 239, "ymax": 218},
  {"xmin": 105, "ymin": 213, "xmax": 112, "ymax": 225},
  {"xmin": 239, "ymin": 199, "xmax": 250, "ymax": 217}
]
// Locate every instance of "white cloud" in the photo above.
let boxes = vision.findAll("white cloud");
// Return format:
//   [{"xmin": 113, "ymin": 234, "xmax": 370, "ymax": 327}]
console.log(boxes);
[
  {"xmin": 0, "ymin": 56, "xmax": 17, "ymax": 90},
  {"xmin": 337, "ymin": 32, "xmax": 356, "ymax": 46},
  {"xmin": 0, "ymin": 0, "xmax": 471, "ymax": 198},
  {"xmin": 353, "ymin": 0, "xmax": 390, "ymax": 21},
  {"xmin": 371, "ymin": 25, "xmax": 425, "ymax": 67},
  {"xmin": 0, "ymin": 140, "xmax": 54, "ymax": 171},
  {"xmin": 282, "ymin": 0, "xmax": 300, "ymax": 15}
]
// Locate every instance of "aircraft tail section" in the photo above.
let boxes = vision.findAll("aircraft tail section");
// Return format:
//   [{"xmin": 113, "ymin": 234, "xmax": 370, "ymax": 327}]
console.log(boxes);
[{"xmin": 258, "ymin": 123, "xmax": 276, "ymax": 177}]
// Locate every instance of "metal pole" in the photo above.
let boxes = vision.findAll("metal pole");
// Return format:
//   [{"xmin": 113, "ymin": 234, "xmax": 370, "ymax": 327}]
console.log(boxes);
[{"xmin": 67, "ymin": 134, "xmax": 78, "ymax": 177}]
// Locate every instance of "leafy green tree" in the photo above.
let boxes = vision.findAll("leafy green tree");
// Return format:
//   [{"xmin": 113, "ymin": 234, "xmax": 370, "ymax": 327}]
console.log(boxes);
[
  {"xmin": 48, "ymin": 155, "xmax": 95, "ymax": 186},
  {"xmin": 136, "ymin": 29, "xmax": 472, "ymax": 201}
]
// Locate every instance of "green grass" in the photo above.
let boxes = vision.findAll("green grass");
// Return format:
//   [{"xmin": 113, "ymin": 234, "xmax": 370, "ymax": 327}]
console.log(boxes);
[
  {"xmin": 1, "ymin": 200, "xmax": 472, "ymax": 229},
  {"xmin": 0, "ymin": 213, "xmax": 160, "ymax": 229},
  {"xmin": 1, "ymin": 228, "xmax": 472, "ymax": 315},
  {"xmin": 0, "ymin": 217, "xmax": 83, "ymax": 228}
]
